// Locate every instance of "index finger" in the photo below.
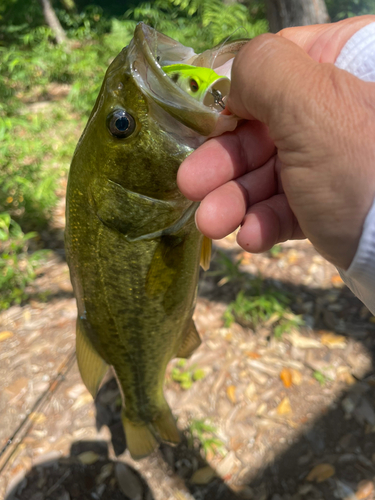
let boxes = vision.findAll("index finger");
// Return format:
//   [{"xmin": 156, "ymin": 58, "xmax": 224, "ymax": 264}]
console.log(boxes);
[{"xmin": 177, "ymin": 120, "xmax": 275, "ymax": 201}]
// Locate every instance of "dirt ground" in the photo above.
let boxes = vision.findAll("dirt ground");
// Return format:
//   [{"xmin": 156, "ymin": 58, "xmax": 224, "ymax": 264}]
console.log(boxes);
[{"xmin": 2, "ymin": 189, "xmax": 375, "ymax": 500}]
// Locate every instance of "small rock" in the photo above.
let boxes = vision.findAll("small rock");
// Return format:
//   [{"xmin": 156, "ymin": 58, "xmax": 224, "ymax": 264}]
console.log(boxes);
[
  {"xmin": 353, "ymin": 398, "xmax": 375, "ymax": 426},
  {"xmin": 334, "ymin": 479, "xmax": 358, "ymax": 500}
]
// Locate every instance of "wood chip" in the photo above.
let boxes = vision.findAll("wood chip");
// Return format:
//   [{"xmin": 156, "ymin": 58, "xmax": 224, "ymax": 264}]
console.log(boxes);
[
  {"xmin": 319, "ymin": 331, "xmax": 346, "ymax": 349},
  {"xmin": 356, "ymin": 480, "xmax": 374, "ymax": 499},
  {"xmin": 29, "ymin": 412, "xmax": 46, "ymax": 424},
  {"xmin": 291, "ymin": 369, "xmax": 303, "ymax": 386},
  {"xmin": 0, "ymin": 331, "xmax": 13, "ymax": 342},
  {"xmin": 306, "ymin": 463, "xmax": 335, "ymax": 482},
  {"xmin": 280, "ymin": 368, "xmax": 293, "ymax": 388},
  {"xmin": 284, "ymin": 331, "xmax": 322, "ymax": 349}
]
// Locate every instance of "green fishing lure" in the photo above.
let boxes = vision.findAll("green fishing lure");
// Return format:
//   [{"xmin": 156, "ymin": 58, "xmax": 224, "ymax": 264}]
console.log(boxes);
[{"xmin": 162, "ymin": 64, "xmax": 230, "ymax": 110}]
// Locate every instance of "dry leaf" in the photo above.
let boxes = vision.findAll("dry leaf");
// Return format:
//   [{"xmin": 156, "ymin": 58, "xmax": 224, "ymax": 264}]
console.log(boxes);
[
  {"xmin": 319, "ymin": 331, "xmax": 346, "ymax": 349},
  {"xmin": 284, "ymin": 331, "xmax": 321, "ymax": 349},
  {"xmin": 280, "ymin": 368, "xmax": 293, "ymax": 388},
  {"xmin": 29, "ymin": 412, "xmax": 46, "ymax": 424},
  {"xmin": 331, "ymin": 274, "xmax": 344, "ymax": 287},
  {"xmin": 277, "ymin": 397, "xmax": 292, "ymax": 416},
  {"xmin": 226, "ymin": 385, "xmax": 236, "ymax": 404},
  {"xmin": 0, "ymin": 331, "xmax": 13, "ymax": 342},
  {"xmin": 356, "ymin": 480, "xmax": 374, "ymax": 499},
  {"xmin": 77, "ymin": 451, "xmax": 99, "ymax": 465},
  {"xmin": 306, "ymin": 463, "xmax": 335, "ymax": 482},
  {"xmin": 191, "ymin": 466, "xmax": 216, "ymax": 485},
  {"xmin": 290, "ymin": 369, "xmax": 303, "ymax": 386},
  {"xmin": 115, "ymin": 462, "xmax": 143, "ymax": 499}
]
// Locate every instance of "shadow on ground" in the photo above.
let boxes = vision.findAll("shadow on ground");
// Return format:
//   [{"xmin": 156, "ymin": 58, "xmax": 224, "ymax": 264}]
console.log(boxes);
[{"xmin": 5, "ymin": 246, "xmax": 375, "ymax": 499}]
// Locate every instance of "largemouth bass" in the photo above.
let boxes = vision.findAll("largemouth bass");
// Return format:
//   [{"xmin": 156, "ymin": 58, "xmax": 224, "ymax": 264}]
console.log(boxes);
[{"xmin": 65, "ymin": 23, "xmax": 246, "ymax": 459}]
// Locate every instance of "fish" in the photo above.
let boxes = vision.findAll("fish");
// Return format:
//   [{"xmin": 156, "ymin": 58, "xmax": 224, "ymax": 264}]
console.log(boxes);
[{"xmin": 65, "ymin": 23, "xmax": 246, "ymax": 459}]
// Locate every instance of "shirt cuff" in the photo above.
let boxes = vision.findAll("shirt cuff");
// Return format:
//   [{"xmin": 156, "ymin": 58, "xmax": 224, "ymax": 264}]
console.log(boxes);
[{"xmin": 334, "ymin": 21, "xmax": 375, "ymax": 313}]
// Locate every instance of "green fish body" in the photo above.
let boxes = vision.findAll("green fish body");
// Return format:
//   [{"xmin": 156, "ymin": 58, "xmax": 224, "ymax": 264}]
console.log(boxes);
[{"xmin": 65, "ymin": 23, "xmax": 245, "ymax": 459}]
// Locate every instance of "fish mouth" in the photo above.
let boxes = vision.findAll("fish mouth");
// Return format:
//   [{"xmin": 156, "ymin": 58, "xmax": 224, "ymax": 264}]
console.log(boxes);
[{"xmin": 128, "ymin": 23, "xmax": 248, "ymax": 137}]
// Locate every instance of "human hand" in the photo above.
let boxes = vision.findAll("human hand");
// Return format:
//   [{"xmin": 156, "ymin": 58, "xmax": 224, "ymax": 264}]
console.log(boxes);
[{"xmin": 177, "ymin": 16, "xmax": 375, "ymax": 270}]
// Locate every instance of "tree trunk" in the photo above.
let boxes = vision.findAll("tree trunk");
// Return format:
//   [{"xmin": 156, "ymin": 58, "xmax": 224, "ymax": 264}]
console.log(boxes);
[
  {"xmin": 39, "ymin": 0, "xmax": 67, "ymax": 44},
  {"xmin": 265, "ymin": 0, "xmax": 330, "ymax": 33}
]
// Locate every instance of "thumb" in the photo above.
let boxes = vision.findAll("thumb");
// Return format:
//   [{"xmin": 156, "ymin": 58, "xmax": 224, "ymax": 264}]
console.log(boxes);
[{"xmin": 226, "ymin": 33, "xmax": 321, "ymax": 127}]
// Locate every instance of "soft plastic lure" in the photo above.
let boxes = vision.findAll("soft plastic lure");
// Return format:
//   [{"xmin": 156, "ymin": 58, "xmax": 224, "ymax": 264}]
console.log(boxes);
[{"xmin": 162, "ymin": 64, "xmax": 230, "ymax": 110}]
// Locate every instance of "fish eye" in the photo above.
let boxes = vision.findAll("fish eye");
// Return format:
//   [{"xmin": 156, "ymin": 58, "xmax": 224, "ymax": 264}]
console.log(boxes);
[
  {"xmin": 107, "ymin": 109, "xmax": 136, "ymax": 139},
  {"xmin": 189, "ymin": 79, "xmax": 199, "ymax": 92}
]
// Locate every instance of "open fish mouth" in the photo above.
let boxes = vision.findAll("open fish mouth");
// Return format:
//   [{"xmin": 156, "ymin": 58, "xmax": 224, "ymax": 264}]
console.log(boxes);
[{"xmin": 128, "ymin": 23, "xmax": 248, "ymax": 137}]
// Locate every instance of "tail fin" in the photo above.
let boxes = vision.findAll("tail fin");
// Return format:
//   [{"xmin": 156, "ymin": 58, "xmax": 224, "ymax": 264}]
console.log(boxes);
[
  {"xmin": 123, "ymin": 407, "xmax": 180, "ymax": 460},
  {"xmin": 123, "ymin": 415, "xmax": 158, "ymax": 460}
]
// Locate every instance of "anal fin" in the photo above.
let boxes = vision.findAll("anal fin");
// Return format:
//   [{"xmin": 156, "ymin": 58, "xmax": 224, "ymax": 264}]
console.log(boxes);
[
  {"xmin": 176, "ymin": 321, "xmax": 201, "ymax": 358},
  {"xmin": 76, "ymin": 317, "xmax": 108, "ymax": 398},
  {"xmin": 151, "ymin": 407, "xmax": 180, "ymax": 445},
  {"xmin": 200, "ymin": 236, "xmax": 211, "ymax": 271}
]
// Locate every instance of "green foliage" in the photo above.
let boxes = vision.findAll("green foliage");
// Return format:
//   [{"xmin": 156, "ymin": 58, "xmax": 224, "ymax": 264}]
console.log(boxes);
[
  {"xmin": 224, "ymin": 286, "xmax": 304, "ymax": 338},
  {"xmin": 187, "ymin": 418, "xmax": 225, "ymax": 457},
  {"xmin": 326, "ymin": 0, "xmax": 375, "ymax": 21},
  {"xmin": 269, "ymin": 244, "xmax": 282, "ymax": 258},
  {"xmin": 109, "ymin": 0, "xmax": 268, "ymax": 54},
  {"xmin": 171, "ymin": 359, "xmax": 206, "ymax": 390},
  {"xmin": 0, "ymin": 213, "xmax": 48, "ymax": 310}
]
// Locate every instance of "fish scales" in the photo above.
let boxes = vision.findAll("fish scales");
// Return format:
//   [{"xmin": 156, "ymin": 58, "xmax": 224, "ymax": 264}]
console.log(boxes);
[{"xmin": 65, "ymin": 23, "xmax": 246, "ymax": 459}]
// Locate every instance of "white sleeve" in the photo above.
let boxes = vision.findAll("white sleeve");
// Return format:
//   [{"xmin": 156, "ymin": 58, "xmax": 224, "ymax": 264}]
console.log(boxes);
[{"xmin": 334, "ymin": 21, "xmax": 375, "ymax": 313}]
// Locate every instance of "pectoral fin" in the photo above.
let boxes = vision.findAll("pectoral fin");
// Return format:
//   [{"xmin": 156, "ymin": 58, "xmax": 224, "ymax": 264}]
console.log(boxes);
[
  {"xmin": 76, "ymin": 318, "xmax": 108, "ymax": 398},
  {"xmin": 177, "ymin": 321, "xmax": 201, "ymax": 358},
  {"xmin": 200, "ymin": 236, "xmax": 211, "ymax": 271}
]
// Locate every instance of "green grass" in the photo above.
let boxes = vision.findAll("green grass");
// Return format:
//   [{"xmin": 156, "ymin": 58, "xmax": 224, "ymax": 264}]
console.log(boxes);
[
  {"xmin": 224, "ymin": 286, "xmax": 304, "ymax": 338},
  {"xmin": 0, "ymin": 213, "xmax": 49, "ymax": 310},
  {"xmin": 187, "ymin": 418, "xmax": 225, "ymax": 457},
  {"xmin": 171, "ymin": 359, "xmax": 206, "ymax": 390}
]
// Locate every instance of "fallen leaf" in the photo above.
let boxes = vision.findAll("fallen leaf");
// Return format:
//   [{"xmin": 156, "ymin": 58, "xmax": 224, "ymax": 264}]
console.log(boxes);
[
  {"xmin": 331, "ymin": 274, "xmax": 344, "ymax": 287},
  {"xmin": 284, "ymin": 331, "xmax": 321, "ymax": 349},
  {"xmin": 226, "ymin": 385, "xmax": 236, "ymax": 404},
  {"xmin": 191, "ymin": 466, "xmax": 216, "ymax": 485},
  {"xmin": 319, "ymin": 331, "xmax": 346, "ymax": 349},
  {"xmin": 280, "ymin": 368, "xmax": 293, "ymax": 388},
  {"xmin": 245, "ymin": 351, "xmax": 261, "ymax": 359},
  {"xmin": 77, "ymin": 451, "xmax": 99, "ymax": 465},
  {"xmin": 29, "ymin": 412, "xmax": 46, "ymax": 424},
  {"xmin": 0, "ymin": 331, "xmax": 13, "ymax": 342},
  {"xmin": 256, "ymin": 402, "xmax": 267, "ymax": 416},
  {"xmin": 277, "ymin": 397, "xmax": 292, "ymax": 416},
  {"xmin": 115, "ymin": 462, "xmax": 143, "ymax": 499},
  {"xmin": 306, "ymin": 463, "xmax": 335, "ymax": 482},
  {"xmin": 356, "ymin": 480, "xmax": 374, "ymax": 499}
]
